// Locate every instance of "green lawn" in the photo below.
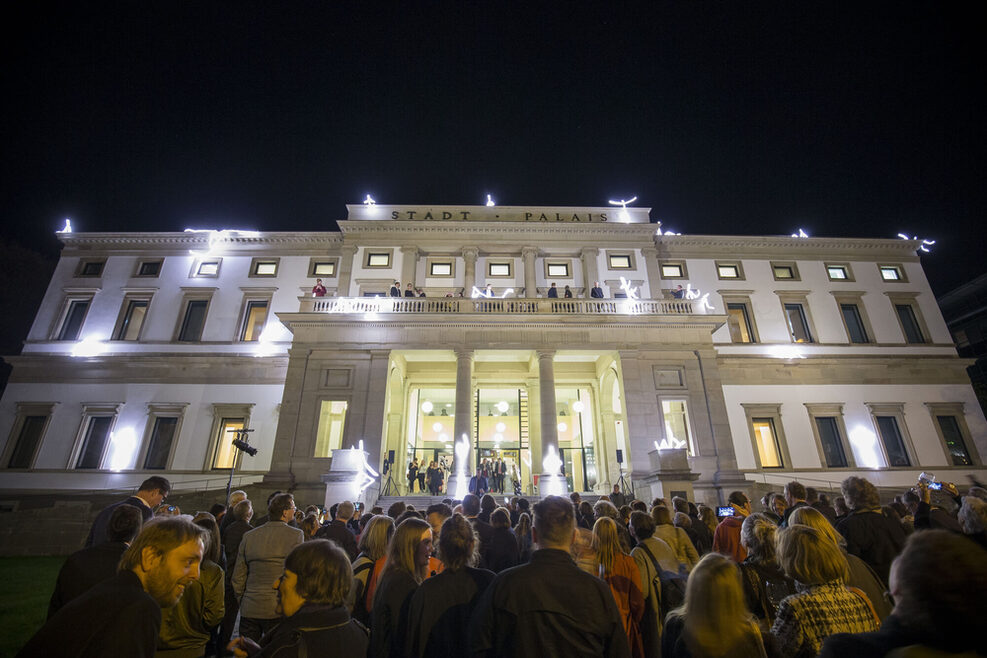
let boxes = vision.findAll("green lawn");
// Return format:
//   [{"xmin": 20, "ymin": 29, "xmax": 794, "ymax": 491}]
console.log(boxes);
[{"xmin": 0, "ymin": 556, "xmax": 64, "ymax": 657}]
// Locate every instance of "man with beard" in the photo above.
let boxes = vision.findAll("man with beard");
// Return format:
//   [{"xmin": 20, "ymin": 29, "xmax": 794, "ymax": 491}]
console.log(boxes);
[{"xmin": 18, "ymin": 516, "xmax": 206, "ymax": 658}]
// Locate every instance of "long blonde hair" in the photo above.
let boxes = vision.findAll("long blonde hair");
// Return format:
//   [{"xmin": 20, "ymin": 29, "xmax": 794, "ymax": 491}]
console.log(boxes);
[
  {"xmin": 383, "ymin": 517, "xmax": 430, "ymax": 584},
  {"xmin": 592, "ymin": 516, "xmax": 622, "ymax": 574},
  {"xmin": 668, "ymin": 553, "xmax": 759, "ymax": 656}
]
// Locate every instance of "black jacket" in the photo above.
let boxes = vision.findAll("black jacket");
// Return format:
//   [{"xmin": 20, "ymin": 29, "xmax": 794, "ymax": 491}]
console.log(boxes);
[
  {"xmin": 835, "ymin": 508, "xmax": 906, "ymax": 586},
  {"xmin": 47, "ymin": 541, "xmax": 129, "ymax": 618},
  {"xmin": 315, "ymin": 520, "xmax": 358, "ymax": 561},
  {"xmin": 406, "ymin": 567, "xmax": 495, "ymax": 658},
  {"xmin": 485, "ymin": 527, "xmax": 520, "ymax": 573},
  {"xmin": 370, "ymin": 570, "xmax": 419, "ymax": 658},
  {"xmin": 820, "ymin": 613, "xmax": 986, "ymax": 657},
  {"xmin": 85, "ymin": 496, "xmax": 152, "ymax": 547},
  {"xmin": 254, "ymin": 604, "xmax": 368, "ymax": 657}
]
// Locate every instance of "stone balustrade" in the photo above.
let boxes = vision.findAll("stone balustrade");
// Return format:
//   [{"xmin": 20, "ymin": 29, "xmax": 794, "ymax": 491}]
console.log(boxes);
[{"xmin": 298, "ymin": 296, "xmax": 703, "ymax": 315}]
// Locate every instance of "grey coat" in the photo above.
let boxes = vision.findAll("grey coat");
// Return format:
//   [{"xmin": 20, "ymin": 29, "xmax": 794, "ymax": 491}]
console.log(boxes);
[{"xmin": 232, "ymin": 521, "xmax": 304, "ymax": 619}]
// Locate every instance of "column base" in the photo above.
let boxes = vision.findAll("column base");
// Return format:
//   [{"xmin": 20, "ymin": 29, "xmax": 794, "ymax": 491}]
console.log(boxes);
[{"xmin": 537, "ymin": 473, "xmax": 569, "ymax": 497}]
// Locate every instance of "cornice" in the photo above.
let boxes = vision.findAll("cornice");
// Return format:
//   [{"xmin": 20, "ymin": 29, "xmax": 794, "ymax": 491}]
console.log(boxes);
[
  {"xmin": 657, "ymin": 234, "xmax": 923, "ymax": 260},
  {"xmin": 337, "ymin": 220, "xmax": 658, "ymax": 241},
  {"xmin": 59, "ymin": 231, "xmax": 345, "ymax": 255}
]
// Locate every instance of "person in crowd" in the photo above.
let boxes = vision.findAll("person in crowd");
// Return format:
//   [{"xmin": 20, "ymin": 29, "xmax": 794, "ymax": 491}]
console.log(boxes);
[
  {"xmin": 425, "ymin": 502, "xmax": 452, "ymax": 543},
  {"xmin": 462, "ymin": 493, "xmax": 494, "ymax": 568},
  {"xmin": 220, "ymin": 490, "xmax": 248, "ymax": 536},
  {"xmin": 682, "ymin": 499, "xmax": 713, "ymax": 555},
  {"xmin": 820, "ymin": 529, "xmax": 987, "ymax": 657},
  {"xmin": 834, "ymin": 476, "xmax": 906, "ymax": 586},
  {"xmin": 485, "ymin": 507, "xmax": 520, "ymax": 573},
  {"xmin": 653, "ymin": 505, "xmax": 698, "ymax": 570},
  {"xmin": 19, "ymin": 517, "xmax": 206, "ymax": 658},
  {"xmin": 315, "ymin": 500, "xmax": 358, "ymax": 560},
  {"xmin": 351, "ymin": 514, "xmax": 395, "ymax": 626},
  {"xmin": 833, "ymin": 495, "xmax": 849, "ymax": 522},
  {"xmin": 478, "ymin": 494, "xmax": 497, "ymax": 523},
  {"xmin": 789, "ymin": 506, "xmax": 892, "ymax": 621},
  {"xmin": 780, "ymin": 481, "xmax": 809, "ymax": 527},
  {"xmin": 48, "ymin": 504, "xmax": 143, "ymax": 617},
  {"xmin": 514, "ymin": 511, "xmax": 533, "ymax": 563},
  {"xmin": 387, "ymin": 500, "xmax": 407, "ymax": 519},
  {"xmin": 610, "ymin": 483, "xmax": 628, "ymax": 508},
  {"xmin": 771, "ymin": 525, "xmax": 879, "ymax": 657},
  {"xmin": 157, "ymin": 514, "xmax": 225, "ymax": 656},
  {"xmin": 958, "ymin": 494, "xmax": 987, "ymax": 549},
  {"xmin": 311, "ymin": 278, "xmax": 327, "ymax": 297},
  {"xmin": 220, "ymin": 498, "xmax": 254, "ymax": 649},
  {"xmin": 906, "ymin": 480, "xmax": 964, "ymax": 532},
  {"xmin": 469, "ymin": 495, "xmax": 630, "ymax": 657},
  {"xmin": 737, "ymin": 513, "xmax": 796, "ymax": 630},
  {"xmin": 390, "ymin": 281, "xmax": 401, "ymax": 297},
  {"xmin": 407, "ymin": 459, "xmax": 419, "ymax": 493},
  {"xmin": 595, "ymin": 499, "xmax": 634, "ymax": 553},
  {"xmin": 594, "ymin": 517, "xmax": 645, "ymax": 657},
  {"xmin": 769, "ymin": 493, "xmax": 787, "ymax": 523},
  {"xmin": 888, "ymin": 500, "xmax": 914, "ymax": 535},
  {"xmin": 760, "ymin": 492, "xmax": 781, "ymax": 524},
  {"xmin": 808, "ymin": 488, "xmax": 838, "ymax": 526},
  {"xmin": 563, "ymin": 284, "xmax": 573, "ymax": 298},
  {"xmin": 662, "ymin": 553, "xmax": 769, "ymax": 658},
  {"xmin": 299, "ymin": 514, "xmax": 320, "ymax": 540},
  {"xmin": 85, "ymin": 475, "xmax": 171, "ymax": 547},
  {"xmin": 628, "ymin": 510, "xmax": 679, "ymax": 655},
  {"xmin": 370, "ymin": 517, "xmax": 432, "ymax": 657},
  {"xmin": 232, "ymin": 493, "xmax": 305, "ymax": 642},
  {"xmin": 697, "ymin": 504, "xmax": 719, "ymax": 538},
  {"xmin": 228, "ymin": 540, "xmax": 369, "ymax": 657},
  {"xmin": 577, "ymin": 500, "xmax": 595, "ymax": 529},
  {"xmin": 251, "ymin": 491, "xmax": 282, "ymax": 528},
  {"xmin": 713, "ymin": 491, "xmax": 751, "ymax": 563},
  {"xmin": 406, "ymin": 514, "xmax": 495, "ymax": 657},
  {"xmin": 590, "ymin": 281, "xmax": 605, "ymax": 298}
]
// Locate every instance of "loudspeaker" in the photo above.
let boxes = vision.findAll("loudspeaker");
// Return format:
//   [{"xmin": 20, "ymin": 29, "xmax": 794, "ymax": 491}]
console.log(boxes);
[
  {"xmin": 388, "ymin": 450, "xmax": 395, "ymax": 463},
  {"xmin": 616, "ymin": 449, "xmax": 624, "ymax": 464}
]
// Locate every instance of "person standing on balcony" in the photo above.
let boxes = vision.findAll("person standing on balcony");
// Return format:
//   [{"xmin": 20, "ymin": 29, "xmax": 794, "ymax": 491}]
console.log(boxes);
[
  {"xmin": 564, "ymin": 285, "xmax": 573, "ymax": 298},
  {"xmin": 405, "ymin": 283, "xmax": 415, "ymax": 297},
  {"xmin": 671, "ymin": 285, "xmax": 685, "ymax": 299},
  {"xmin": 390, "ymin": 282, "xmax": 401, "ymax": 297},
  {"xmin": 591, "ymin": 281, "xmax": 605, "ymax": 298},
  {"xmin": 312, "ymin": 279, "xmax": 327, "ymax": 297},
  {"xmin": 547, "ymin": 282, "xmax": 559, "ymax": 298}
]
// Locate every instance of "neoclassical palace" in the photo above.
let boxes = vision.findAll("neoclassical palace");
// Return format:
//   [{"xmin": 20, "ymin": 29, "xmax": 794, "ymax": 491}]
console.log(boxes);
[{"xmin": 1, "ymin": 204, "xmax": 984, "ymax": 505}]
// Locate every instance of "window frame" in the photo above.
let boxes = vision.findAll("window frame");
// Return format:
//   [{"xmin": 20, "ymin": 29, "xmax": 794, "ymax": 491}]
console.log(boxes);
[
  {"xmin": 112, "ymin": 291, "xmax": 155, "ymax": 341},
  {"xmin": 776, "ymin": 292, "xmax": 818, "ymax": 344},
  {"xmin": 804, "ymin": 403, "xmax": 856, "ymax": 468},
  {"xmin": 204, "ymin": 403, "xmax": 254, "ymax": 470},
  {"xmin": 771, "ymin": 261, "xmax": 801, "ymax": 281},
  {"xmin": 76, "ymin": 259, "xmax": 106, "ymax": 278},
  {"xmin": 544, "ymin": 259, "xmax": 572, "ymax": 279},
  {"xmin": 865, "ymin": 403, "xmax": 917, "ymax": 468},
  {"xmin": 364, "ymin": 249, "xmax": 393, "ymax": 269},
  {"xmin": 742, "ymin": 404, "xmax": 792, "ymax": 469},
  {"xmin": 308, "ymin": 258, "xmax": 338, "ymax": 278},
  {"xmin": 825, "ymin": 262, "xmax": 854, "ymax": 282},
  {"xmin": 236, "ymin": 290, "xmax": 274, "ymax": 342},
  {"xmin": 715, "ymin": 261, "xmax": 746, "ymax": 281},
  {"xmin": 719, "ymin": 292, "xmax": 759, "ymax": 344},
  {"xmin": 138, "ymin": 403, "xmax": 188, "ymax": 470},
  {"xmin": 658, "ymin": 397, "xmax": 697, "ymax": 456},
  {"xmin": 658, "ymin": 261, "xmax": 688, "ymax": 279},
  {"xmin": 173, "ymin": 288, "xmax": 216, "ymax": 342},
  {"xmin": 878, "ymin": 264, "xmax": 908, "ymax": 283},
  {"xmin": 487, "ymin": 261, "xmax": 513, "ymax": 278},
  {"xmin": 2, "ymin": 403, "xmax": 55, "ymax": 469},
  {"xmin": 249, "ymin": 257, "xmax": 280, "ymax": 278},
  {"xmin": 925, "ymin": 402, "xmax": 980, "ymax": 466},
  {"xmin": 886, "ymin": 292, "xmax": 930, "ymax": 345},
  {"xmin": 606, "ymin": 252, "xmax": 635, "ymax": 271},
  {"xmin": 191, "ymin": 258, "xmax": 222, "ymax": 278},
  {"xmin": 313, "ymin": 399, "xmax": 351, "ymax": 458},
  {"xmin": 69, "ymin": 403, "xmax": 121, "ymax": 470},
  {"xmin": 831, "ymin": 292, "xmax": 875, "ymax": 345},
  {"xmin": 135, "ymin": 259, "xmax": 163, "ymax": 278},
  {"xmin": 426, "ymin": 257, "xmax": 456, "ymax": 278},
  {"xmin": 51, "ymin": 292, "xmax": 96, "ymax": 341}
]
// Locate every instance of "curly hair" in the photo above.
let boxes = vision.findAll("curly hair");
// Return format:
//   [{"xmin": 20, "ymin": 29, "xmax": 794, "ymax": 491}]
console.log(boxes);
[
  {"xmin": 841, "ymin": 476, "xmax": 880, "ymax": 511},
  {"xmin": 740, "ymin": 513, "xmax": 778, "ymax": 563}
]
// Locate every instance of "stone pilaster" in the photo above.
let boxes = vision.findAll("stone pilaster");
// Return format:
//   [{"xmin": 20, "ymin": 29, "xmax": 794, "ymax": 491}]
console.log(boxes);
[
  {"xmin": 462, "ymin": 247, "xmax": 479, "ymax": 293},
  {"xmin": 335, "ymin": 245, "xmax": 359, "ymax": 297},
  {"xmin": 522, "ymin": 246, "xmax": 538, "ymax": 297},
  {"xmin": 580, "ymin": 247, "xmax": 599, "ymax": 297},
  {"xmin": 641, "ymin": 246, "xmax": 662, "ymax": 299},
  {"xmin": 400, "ymin": 246, "xmax": 419, "ymax": 289}
]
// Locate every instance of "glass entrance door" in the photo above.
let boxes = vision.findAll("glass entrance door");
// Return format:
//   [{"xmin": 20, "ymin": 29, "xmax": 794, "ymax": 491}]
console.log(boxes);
[{"xmin": 474, "ymin": 387, "xmax": 530, "ymax": 495}]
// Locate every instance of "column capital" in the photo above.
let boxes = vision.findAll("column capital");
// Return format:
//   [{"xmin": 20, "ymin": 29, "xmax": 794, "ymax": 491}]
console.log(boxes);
[
  {"xmin": 462, "ymin": 246, "xmax": 479, "ymax": 261},
  {"xmin": 536, "ymin": 349, "xmax": 555, "ymax": 361},
  {"xmin": 399, "ymin": 245, "xmax": 419, "ymax": 255},
  {"xmin": 453, "ymin": 347, "xmax": 475, "ymax": 361},
  {"xmin": 339, "ymin": 244, "xmax": 359, "ymax": 255},
  {"xmin": 521, "ymin": 246, "xmax": 540, "ymax": 258},
  {"xmin": 640, "ymin": 246, "xmax": 658, "ymax": 257},
  {"xmin": 580, "ymin": 246, "xmax": 600, "ymax": 257}
]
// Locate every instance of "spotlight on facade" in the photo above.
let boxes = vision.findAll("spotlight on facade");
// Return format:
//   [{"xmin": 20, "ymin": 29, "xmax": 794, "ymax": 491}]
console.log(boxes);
[
  {"xmin": 71, "ymin": 335, "xmax": 106, "ymax": 358},
  {"xmin": 108, "ymin": 427, "xmax": 137, "ymax": 471}
]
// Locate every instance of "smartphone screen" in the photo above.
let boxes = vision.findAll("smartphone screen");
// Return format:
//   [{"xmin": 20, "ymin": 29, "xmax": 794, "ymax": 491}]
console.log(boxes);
[
  {"xmin": 928, "ymin": 482, "xmax": 943, "ymax": 491},
  {"xmin": 717, "ymin": 506, "xmax": 735, "ymax": 517}
]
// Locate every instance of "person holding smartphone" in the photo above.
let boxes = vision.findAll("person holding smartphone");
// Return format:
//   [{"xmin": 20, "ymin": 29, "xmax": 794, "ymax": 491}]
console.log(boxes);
[{"xmin": 712, "ymin": 491, "xmax": 751, "ymax": 563}]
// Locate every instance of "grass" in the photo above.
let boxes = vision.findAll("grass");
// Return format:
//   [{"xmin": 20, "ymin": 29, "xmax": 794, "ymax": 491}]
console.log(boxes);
[{"xmin": 0, "ymin": 556, "xmax": 64, "ymax": 657}]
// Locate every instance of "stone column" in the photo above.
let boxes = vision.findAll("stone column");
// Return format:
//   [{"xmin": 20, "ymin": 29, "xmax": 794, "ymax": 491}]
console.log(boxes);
[
  {"xmin": 537, "ymin": 349, "xmax": 567, "ymax": 494},
  {"xmin": 522, "ymin": 246, "xmax": 538, "ymax": 297},
  {"xmin": 447, "ymin": 347, "xmax": 474, "ymax": 497},
  {"xmin": 580, "ymin": 247, "xmax": 599, "ymax": 297},
  {"xmin": 335, "ymin": 245, "xmax": 359, "ymax": 297},
  {"xmin": 400, "ymin": 246, "xmax": 419, "ymax": 289},
  {"xmin": 462, "ymin": 247, "xmax": 479, "ymax": 294},
  {"xmin": 641, "ymin": 246, "xmax": 663, "ymax": 299}
]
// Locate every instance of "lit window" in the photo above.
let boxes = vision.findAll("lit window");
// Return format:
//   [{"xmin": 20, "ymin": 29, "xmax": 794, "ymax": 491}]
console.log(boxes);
[
  {"xmin": 57, "ymin": 299, "xmax": 91, "ymax": 341},
  {"xmin": 488, "ymin": 262, "xmax": 511, "ymax": 277},
  {"xmin": 314, "ymin": 401, "xmax": 348, "ymax": 457},
  {"xmin": 815, "ymin": 417, "xmax": 848, "ymax": 467},
  {"xmin": 178, "ymin": 300, "xmax": 208, "ymax": 342},
  {"xmin": 773, "ymin": 265, "xmax": 795, "ymax": 280},
  {"xmin": 751, "ymin": 418, "xmax": 783, "ymax": 468},
  {"xmin": 727, "ymin": 303, "xmax": 756, "ymax": 343},
  {"xmin": 143, "ymin": 417, "xmax": 178, "ymax": 469},
  {"xmin": 76, "ymin": 416, "xmax": 114, "ymax": 469},
  {"xmin": 880, "ymin": 265, "xmax": 903, "ymax": 281},
  {"xmin": 6, "ymin": 414, "xmax": 49, "ymax": 469},
  {"xmin": 212, "ymin": 418, "xmax": 245, "ymax": 469},
  {"xmin": 547, "ymin": 263, "xmax": 570, "ymax": 277},
  {"xmin": 784, "ymin": 303, "xmax": 814, "ymax": 343},
  {"xmin": 661, "ymin": 264, "xmax": 684, "ymax": 278},
  {"xmin": 196, "ymin": 261, "xmax": 220, "ymax": 277},
  {"xmin": 252, "ymin": 260, "xmax": 278, "ymax": 276},
  {"xmin": 841, "ymin": 304, "xmax": 869, "ymax": 343},
  {"xmin": 366, "ymin": 252, "xmax": 390, "ymax": 267},
  {"xmin": 609, "ymin": 255, "xmax": 632, "ymax": 269},
  {"xmin": 312, "ymin": 261, "xmax": 336, "ymax": 277},
  {"xmin": 936, "ymin": 415, "xmax": 973, "ymax": 466},
  {"xmin": 827, "ymin": 265, "xmax": 848, "ymax": 280},
  {"xmin": 240, "ymin": 301, "xmax": 269, "ymax": 342},
  {"xmin": 717, "ymin": 264, "xmax": 740, "ymax": 279},
  {"xmin": 79, "ymin": 260, "xmax": 105, "ymax": 277},
  {"xmin": 116, "ymin": 299, "xmax": 149, "ymax": 341},
  {"xmin": 137, "ymin": 260, "xmax": 162, "ymax": 277},
  {"xmin": 895, "ymin": 304, "xmax": 925, "ymax": 343},
  {"xmin": 430, "ymin": 262, "xmax": 453, "ymax": 276},
  {"xmin": 661, "ymin": 400, "xmax": 695, "ymax": 455},
  {"xmin": 875, "ymin": 416, "xmax": 910, "ymax": 467}
]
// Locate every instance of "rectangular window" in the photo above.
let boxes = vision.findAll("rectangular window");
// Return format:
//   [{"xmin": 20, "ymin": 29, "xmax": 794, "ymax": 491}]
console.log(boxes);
[
  {"xmin": 137, "ymin": 260, "xmax": 162, "ymax": 277},
  {"xmin": 57, "ymin": 299, "xmax": 91, "ymax": 341},
  {"xmin": 546, "ymin": 262, "xmax": 570, "ymax": 277},
  {"xmin": 661, "ymin": 264, "xmax": 684, "ymax": 278},
  {"xmin": 773, "ymin": 264, "xmax": 796, "ymax": 280},
  {"xmin": 827, "ymin": 265, "xmax": 849, "ymax": 280},
  {"xmin": 661, "ymin": 400, "xmax": 695, "ymax": 456},
  {"xmin": 429, "ymin": 262, "xmax": 453, "ymax": 276},
  {"xmin": 79, "ymin": 260, "xmax": 105, "ymax": 277},
  {"xmin": 784, "ymin": 303, "xmax": 813, "ymax": 343},
  {"xmin": 213, "ymin": 418, "xmax": 245, "ymax": 469},
  {"xmin": 196, "ymin": 260, "xmax": 220, "ymax": 277},
  {"xmin": 717, "ymin": 264, "xmax": 740, "ymax": 279},
  {"xmin": 366, "ymin": 252, "xmax": 391, "ymax": 267},
  {"xmin": 76, "ymin": 416, "xmax": 114, "ymax": 469},
  {"xmin": 727, "ymin": 303, "xmax": 756, "ymax": 343},
  {"xmin": 488, "ymin": 262, "xmax": 511, "ymax": 277},
  {"xmin": 7, "ymin": 416, "xmax": 48, "ymax": 469},
  {"xmin": 841, "ymin": 304, "xmax": 869, "ymax": 343},
  {"xmin": 936, "ymin": 416, "xmax": 973, "ymax": 466},
  {"xmin": 876, "ymin": 416, "xmax": 910, "ymax": 467},
  {"xmin": 880, "ymin": 265, "xmax": 904, "ymax": 281},
  {"xmin": 609, "ymin": 255, "xmax": 632, "ymax": 269},
  {"xmin": 116, "ymin": 299, "xmax": 149, "ymax": 341},
  {"xmin": 314, "ymin": 401, "xmax": 349, "ymax": 457},
  {"xmin": 143, "ymin": 417, "xmax": 178, "ymax": 469},
  {"xmin": 311, "ymin": 261, "xmax": 336, "ymax": 277},
  {"xmin": 178, "ymin": 300, "xmax": 208, "ymax": 342},
  {"xmin": 240, "ymin": 301, "xmax": 269, "ymax": 341},
  {"xmin": 251, "ymin": 260, "xmax": 278, "ymax": 276},
  {"xmin": 751, "ymin": 418, "xmax": 784, "ymax": 468},
  {"xmin": 896, "ymin": 304, "xmax": 925, "ymax": 343},
  {"xmin": 815, "ymin": 417, "xmax": 848, "ymax": 467}
]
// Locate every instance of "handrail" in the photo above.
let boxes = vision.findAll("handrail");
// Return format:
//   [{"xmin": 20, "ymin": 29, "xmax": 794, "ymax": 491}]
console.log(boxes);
[
  {"xmin": 74, "ymin": 473, "xmax": 265, "ymax": 498},
  {"xmin": 299, "ymin": 296, "xmax": 704, "ymax": 316}
]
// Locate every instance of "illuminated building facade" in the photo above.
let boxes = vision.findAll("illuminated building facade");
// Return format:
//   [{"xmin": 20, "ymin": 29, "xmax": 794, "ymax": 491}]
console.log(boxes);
[{"xmin": 1, "ymin": 204, "xmax": 984, "ymax": 504}]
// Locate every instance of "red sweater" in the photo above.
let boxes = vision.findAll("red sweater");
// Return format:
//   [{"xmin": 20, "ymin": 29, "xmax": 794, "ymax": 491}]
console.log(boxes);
[{"xmin": 712, "ymin": 515, "xmax": 747, "ymax": 562}]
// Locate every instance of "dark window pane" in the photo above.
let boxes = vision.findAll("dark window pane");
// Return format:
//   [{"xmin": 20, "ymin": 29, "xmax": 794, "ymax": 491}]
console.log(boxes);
[
  {"xmin": 77, "ymin": 416, "xmax": 113, "ymax": 469},
  {"xmin": 8, "ymin": 416, "xmax": 47, "ymax": 468},
  {"xmin": 784, "ymin": 304, "xmax": 813, "ymax": 343},
  {"xmin": 896, "ymin": 304, "xmax": 925, "ymax": 343},
  {"xmin": 58, "ymin": 300, "xmax": 90, "ymax": 340},
  {"xmin": 138, "ymin": 261, "xmax": 161, "ymax": 276},
  {"xmin": 841, "ymin": 304, "xmax": 869, "ymax": 343},
  {"xmin": 876, "ymin": 416, "xmax": 910, "ymax": 467},
  {"xmin": 81, "ymin": 261, "xmax": 104, "ymax": 276},
  {"xmin": 144, "ymin": 417, "xmax": 178, "ymax": 469},
  {"xmin": 117, "ymin": 300, "xmax": 148, "ymax": 340},
  {"xmin": 936, "ymin": 416, "xmax": 972, "ymax": 466},
  {"xmin": 179, "ymin": 300, "xmax": 208, "ymax": 341},
  {"xmin": 815, "ymin": 417, "xmax": 848, "ymax": 467}
]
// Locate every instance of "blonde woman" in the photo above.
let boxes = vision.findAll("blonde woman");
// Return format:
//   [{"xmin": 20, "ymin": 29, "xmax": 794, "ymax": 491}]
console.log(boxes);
[
  {"xmin": 593, "ymin": 517, "xmax": 645, "ymax": 658},
  {"xmin": 370, "ymin": 518, "xmax": 432, "ymax": 657},
  {"xmin": 351, "ymin": 514, "xmax": 395, "ymax": 626},
  {"xmin": 662, "ymin": 553, "xmax": 767, "ymax": 657},
  {"xmin": 772, "ymin": 525, "xmax": 879, "ymax": 657},
  {"xmin": 652, "ymin": 505, "xmax": 698, "ymax": 571}
]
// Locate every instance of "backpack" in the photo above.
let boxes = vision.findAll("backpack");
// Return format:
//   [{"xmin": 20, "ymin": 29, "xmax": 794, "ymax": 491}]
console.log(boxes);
[{"xmin": 639, "ymin": 542, "xmax": 688, "ymax": 619}]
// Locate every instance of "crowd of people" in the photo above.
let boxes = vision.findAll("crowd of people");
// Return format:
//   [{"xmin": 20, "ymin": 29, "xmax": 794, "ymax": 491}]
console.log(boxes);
[{"xmin": 17, "ymin": 473, "xmax": 987, "ymax": 657}]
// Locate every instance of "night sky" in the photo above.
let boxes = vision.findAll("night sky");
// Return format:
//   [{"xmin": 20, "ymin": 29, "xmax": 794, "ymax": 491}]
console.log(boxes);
[{"xmin": 1, "ymin": 3, "xmax": 984, "ymax": 296}]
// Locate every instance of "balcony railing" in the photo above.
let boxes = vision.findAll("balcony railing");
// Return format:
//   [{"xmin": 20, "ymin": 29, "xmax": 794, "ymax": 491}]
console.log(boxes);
[{"xmin": 298, "ymin": 296, "xmax": 705, "ymax": 315}]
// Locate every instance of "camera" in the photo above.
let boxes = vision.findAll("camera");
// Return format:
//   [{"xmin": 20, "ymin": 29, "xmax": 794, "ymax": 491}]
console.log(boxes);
[
  {"xmin": 717, "ymin": 506, "xmax": 735, "ymax": 517},
  {"xmin": 232, "ymin": 438, "xmax": 258, "ymax": 457}
]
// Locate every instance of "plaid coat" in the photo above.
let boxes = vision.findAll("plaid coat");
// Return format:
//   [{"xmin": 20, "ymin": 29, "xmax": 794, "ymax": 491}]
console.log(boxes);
[{"xmin": 770, "ymin": 581, "xmax": 879, "ymax": 658}]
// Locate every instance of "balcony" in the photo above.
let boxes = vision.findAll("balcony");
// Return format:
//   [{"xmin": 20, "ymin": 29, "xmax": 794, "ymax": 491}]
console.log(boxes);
[{"xmin": 298, "ymin": 296, "xmax": 706, "ymax": 316}]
